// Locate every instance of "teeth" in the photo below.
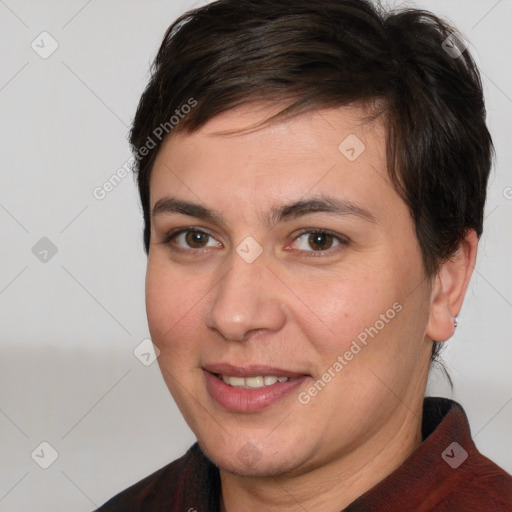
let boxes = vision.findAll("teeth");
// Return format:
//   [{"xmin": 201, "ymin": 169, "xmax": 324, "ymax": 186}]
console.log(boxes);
[
  {"xmin": 220, "ymin": 375, "xmax": 289, "ymax": 389},
  {"xmin": 222, "ymin": 375, "xmax": 244, "ymax": 387},
  {"xmin": 246, "ymin": 376, "xmax": 264, "ymax": 388}
]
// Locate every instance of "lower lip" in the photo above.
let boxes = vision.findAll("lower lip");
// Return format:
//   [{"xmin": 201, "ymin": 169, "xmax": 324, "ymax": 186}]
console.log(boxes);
[{"xmin": 204, "ymin": 371, "xmax": 308, "ymax": 413}]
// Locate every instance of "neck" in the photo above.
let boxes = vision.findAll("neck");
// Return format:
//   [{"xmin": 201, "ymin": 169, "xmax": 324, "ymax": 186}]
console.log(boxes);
[{"xmin": 220, "ymin": 400, "xmax": 424, "ymax": 512}]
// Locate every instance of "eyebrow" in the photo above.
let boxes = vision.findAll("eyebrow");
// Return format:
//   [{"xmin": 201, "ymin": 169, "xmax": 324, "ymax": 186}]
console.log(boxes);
[
  {"xmin": 268, "ymin": 196, "xmax": 376, "ymax": 224},
  {"xmin": 152, "ymin": 197, "xmax": 224, "ymax": 224},
  {"xmin": 151, "ymin": 195, "xmax": 376, "ymax": 225}
]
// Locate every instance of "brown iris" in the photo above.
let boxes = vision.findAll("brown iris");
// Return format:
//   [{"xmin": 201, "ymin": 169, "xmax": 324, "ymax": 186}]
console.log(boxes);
[
  {"xmin": 308, "ymin": 232, "xmax": 334, "ymax": 251},
  {"xmin": 185, "ymin": 230, "xmax": 209, "ymax": 248}
]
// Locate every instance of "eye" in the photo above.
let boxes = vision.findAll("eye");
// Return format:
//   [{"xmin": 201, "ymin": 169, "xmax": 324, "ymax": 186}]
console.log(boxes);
[
  {"xmin": 166, "ymin": 229, "xmax": 222, "ymax": 251},
  {"xmin": 291, "ymin": 230, "xmax": 346, "ymax": 252}
]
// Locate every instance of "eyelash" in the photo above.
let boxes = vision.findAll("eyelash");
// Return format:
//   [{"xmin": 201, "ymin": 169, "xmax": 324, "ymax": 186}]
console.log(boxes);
[
  {"xmin": 288, "ymin": 228, "xmax": 349, "ymax": 255},
  {"xmin": 161, "ymin": 227, "xmax": 349, "ymax": 256},
  {"xmin": 160, "ymin": 227, "xmax": 217, "ymax": 255}
]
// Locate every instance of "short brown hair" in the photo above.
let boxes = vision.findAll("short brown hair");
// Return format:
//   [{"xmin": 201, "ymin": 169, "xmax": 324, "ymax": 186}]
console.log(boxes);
[{"xmin": 130, "ymin": 0, "xmax": 492, "ymax": 282}]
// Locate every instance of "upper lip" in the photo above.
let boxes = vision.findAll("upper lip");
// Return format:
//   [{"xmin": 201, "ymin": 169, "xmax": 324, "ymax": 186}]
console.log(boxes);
[{"xmin": 203, "ymin": 363, "xmax": 308, "ymax": 379}]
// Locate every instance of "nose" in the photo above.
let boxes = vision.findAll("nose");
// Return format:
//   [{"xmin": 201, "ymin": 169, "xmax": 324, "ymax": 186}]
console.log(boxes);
[{"xmin": 204, "ymin": 254, "xmax": 287, "ymax": 342}]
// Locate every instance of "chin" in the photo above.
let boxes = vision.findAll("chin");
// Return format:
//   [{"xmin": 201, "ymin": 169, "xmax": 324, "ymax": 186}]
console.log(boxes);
[{"xmin": 198, "ymin": 438, "xmax": 304, "ymax": 478}]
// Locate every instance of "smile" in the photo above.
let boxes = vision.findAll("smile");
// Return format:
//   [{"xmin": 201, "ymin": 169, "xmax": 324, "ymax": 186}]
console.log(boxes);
[
  {"xmin": 218, "ymin": 375, "xmax": 290, "ymax": 389},
  {"xmin": 203, "ymin": 364, "xmax": 309, "ymax": 413}
]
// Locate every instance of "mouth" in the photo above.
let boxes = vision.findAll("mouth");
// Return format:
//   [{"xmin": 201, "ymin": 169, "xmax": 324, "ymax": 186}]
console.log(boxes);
[
  {"xmin": 203, "ymin": 363, "xmax": 310, "ymax": 412},
  {"xmin": 216, "ymin": 374, "xmax": 292, "ymax": 389}
]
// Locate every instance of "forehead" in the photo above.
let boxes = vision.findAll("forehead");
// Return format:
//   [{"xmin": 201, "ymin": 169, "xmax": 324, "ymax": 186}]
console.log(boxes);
[
  {"xmin": 149, "ymin": 104, "xmax": 398, "ymax": 222},
  {"xmin": 163, "ymin": 103, "xmax": 386, "ymax": 164}
]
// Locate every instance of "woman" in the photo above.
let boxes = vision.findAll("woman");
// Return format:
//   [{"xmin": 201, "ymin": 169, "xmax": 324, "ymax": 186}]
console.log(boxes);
[{"xmin": 97, "ymin": 0, "xmax": 512, "ymax": 510}]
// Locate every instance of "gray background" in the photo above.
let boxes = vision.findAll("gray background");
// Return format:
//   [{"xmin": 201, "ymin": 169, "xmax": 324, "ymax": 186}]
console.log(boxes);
[{"xmin": 0, "ymin": 0, "xmax": 510, "ymax": 510}]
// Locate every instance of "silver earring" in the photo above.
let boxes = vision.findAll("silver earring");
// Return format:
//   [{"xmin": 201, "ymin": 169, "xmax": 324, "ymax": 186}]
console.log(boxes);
[{"xmin": 453, "ymin": 317, "xmax": 458, "ymax": 328}]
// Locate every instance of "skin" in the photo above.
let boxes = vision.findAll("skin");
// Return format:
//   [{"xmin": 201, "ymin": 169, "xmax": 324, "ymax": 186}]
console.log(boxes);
[{"xmin": 145, "ymin": 105, "xmax": 477, "ymax": 511}]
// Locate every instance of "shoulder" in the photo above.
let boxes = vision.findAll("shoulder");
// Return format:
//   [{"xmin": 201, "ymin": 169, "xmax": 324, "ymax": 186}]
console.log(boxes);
[
  {"xmin": 346, "ymin": 398, "xmax": 512, "ymax": 512},
  {"xmin": 94, "ymin": 444, "xmax": 205, "ymax": 512},
  {"xmin": 439, "ymin": 450, "xmax": 512, "ymax": 511},
  {"xmin": 426, "ymin": 398, "xmax": 512, "ymax": 511}
]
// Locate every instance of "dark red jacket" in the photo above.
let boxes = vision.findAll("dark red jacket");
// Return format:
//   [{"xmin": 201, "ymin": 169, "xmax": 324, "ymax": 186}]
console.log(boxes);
[{"xmin": 96, "ymin": 398, "xmax": 512, "ymax": 511}]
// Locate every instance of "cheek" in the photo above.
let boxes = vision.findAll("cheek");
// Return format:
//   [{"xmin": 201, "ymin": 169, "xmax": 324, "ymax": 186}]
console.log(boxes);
[
  {"xmin": 145, "ymin": 262, "xmax": 210, "ymax": 413},
  {"xmin": 145, "ymin": 259, "xmax": 204, "ymax": 354},
  {"xmin": 145, "ymin": 263, "xmax": 174, "ymax": 339},
  {"xmin": 293, "ymin": 266, "xmax": 398, "ymax": 353},
  {"xmin": 294, "ymin": 254, "xmax": 427, "ymax": 379}
]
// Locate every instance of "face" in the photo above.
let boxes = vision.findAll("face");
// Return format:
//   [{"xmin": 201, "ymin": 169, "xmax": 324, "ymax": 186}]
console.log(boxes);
[{"xmin": 146, "ymin": 105, "xmax": 433, "ymax": 478}]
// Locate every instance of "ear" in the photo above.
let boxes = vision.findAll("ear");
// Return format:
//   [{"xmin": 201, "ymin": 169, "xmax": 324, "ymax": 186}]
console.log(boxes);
[{"xmin": 426, "ymin": 230, "xmax": 478, "ymax": 342}]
